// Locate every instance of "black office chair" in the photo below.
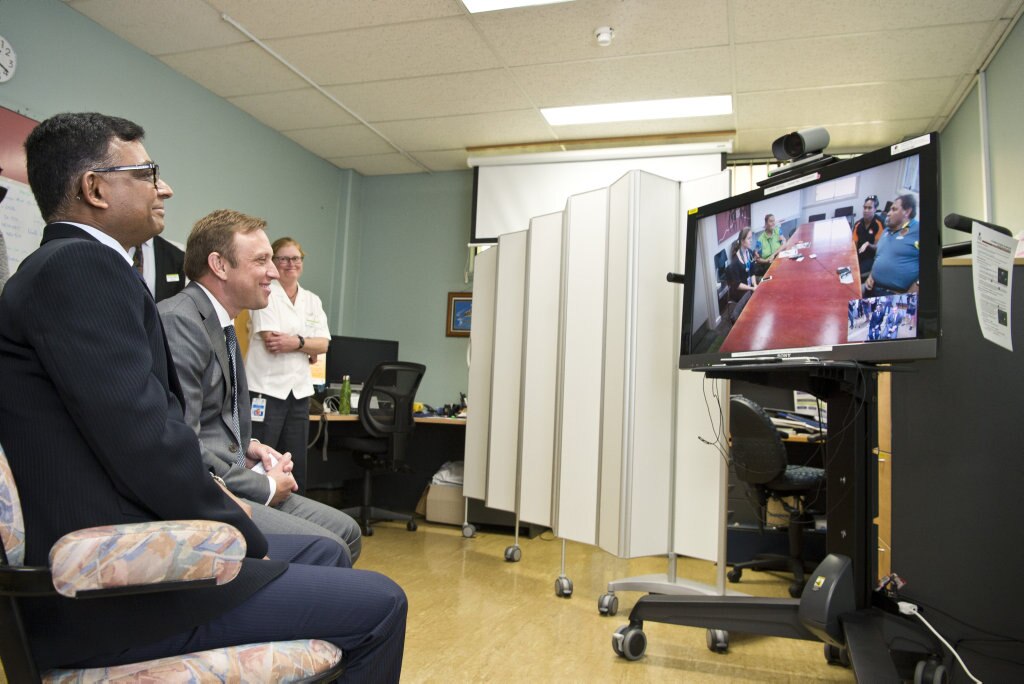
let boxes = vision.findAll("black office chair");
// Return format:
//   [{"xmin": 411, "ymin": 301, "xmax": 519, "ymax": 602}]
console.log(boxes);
[
  {"xmin": 340, "ymin": 361, "xmax": 426, "ymax": 536},
  {"xmin": 727, "ymin": 395, "xmax": 824, "ymax": 598},
  {"xmin": 808, "ymin": 213, "xmax": 826, "ymax": 222},
  {"xmin": 833, "ymin": 205, "xmax": 855, "ymax": 228}
]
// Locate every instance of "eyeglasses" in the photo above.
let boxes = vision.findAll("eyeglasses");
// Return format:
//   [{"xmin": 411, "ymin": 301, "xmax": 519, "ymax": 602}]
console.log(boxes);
[
  {"xmin": 273, "ymin": 256, "xmax": 304, "ymax": 265},
  {"xmin": 865, "ymin": 195, "xmax": 879, "ymax": 206},
  {"xmin": 91, "ymin": 163, "xmax": 160, "ymax": 189}
]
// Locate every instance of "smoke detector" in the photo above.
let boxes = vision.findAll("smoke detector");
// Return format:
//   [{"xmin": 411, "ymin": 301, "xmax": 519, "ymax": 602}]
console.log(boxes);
[{"xmin": 595, "ymin": 26, "xmax": 614, "ymax": 47}]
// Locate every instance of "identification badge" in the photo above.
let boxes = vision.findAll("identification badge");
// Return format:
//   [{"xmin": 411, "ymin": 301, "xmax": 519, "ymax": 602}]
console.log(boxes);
[
  {"xmin": 251, "ymin": 396, "xmax": 267, "ymax": 422},
  {"xmin": 166, "ymin": 274, "xmax": 181, "ymax": 282}
]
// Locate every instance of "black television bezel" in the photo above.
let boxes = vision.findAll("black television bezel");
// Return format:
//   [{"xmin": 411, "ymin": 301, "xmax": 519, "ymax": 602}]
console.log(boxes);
[{"xmin": 679, "ymin": 132, "xmax": 940, "ymax": 370}]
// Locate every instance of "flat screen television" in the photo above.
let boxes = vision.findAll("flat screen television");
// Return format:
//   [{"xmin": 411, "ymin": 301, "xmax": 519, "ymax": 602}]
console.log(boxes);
[
  {"xmin": 680, "ymin": 132, "xmax": 940, "ymax": 369},
  {"xmin": 325, "ymin": 335, "xmax": 399, "ymax": 386}
]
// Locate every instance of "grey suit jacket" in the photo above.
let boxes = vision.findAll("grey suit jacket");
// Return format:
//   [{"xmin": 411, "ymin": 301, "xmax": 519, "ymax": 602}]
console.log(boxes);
[{"xmin": 159, "ymin": 283, "xmax": 272, "ymax": 502}]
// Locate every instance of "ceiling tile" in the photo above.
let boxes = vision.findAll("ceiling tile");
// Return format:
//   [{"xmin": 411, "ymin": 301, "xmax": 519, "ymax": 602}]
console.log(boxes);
[
  {"xmin": 328, "ymin": 69, "xmax": 533, "ymax": 121},
  {"xmin": 470, "ymin": 0, "xmax": 729, "ymax": 66},
  {"xmin": 512, "ymin": 47, "xmax": 733, "ymax": 107},
  {"xmin": 208, "ymin": 0, "xmax": 466, "ymax": 38},
  {"xmin": 736, "ymin": 77, "xmax": 961, "ymax": 130},
  {"xmin": 160, "ymin": 43, "xmax": 307, "ymax": 97},
  {"xmin": 284, "ymin": 124, "xmax": 395, "ymax": 158},
  {"xmin": 375, "ymin": 110, "xmax": 557, "ymax": 151},
  {"xmin": 66, "ymin": 0, "xmax": 242, "ymax": 54},
  {"xmin": 228, "ymin": 88, "xmax": 359, "ymax": 130},
  {"xmin": 328, "ymin": 153, "xmax": 427, "ymax": 176},
  {"xmin": 265, "ymin": 17, "xmax": 500, "ymax": 86},
  {"xmin": 410, "ymin": 149, "xmax": 474, "ymax": 172},
  {"xmin": 734, "ymin": 23, "xmax": 996, "ymax": 92},
  {"xmin": 731, "ymin": 0, "xmax": 1015, "ymax": 44}
]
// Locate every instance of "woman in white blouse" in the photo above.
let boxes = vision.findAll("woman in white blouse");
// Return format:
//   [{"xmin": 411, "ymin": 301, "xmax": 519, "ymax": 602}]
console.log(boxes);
[{"xmin": 245, "ymin": 237, "xmax": 330, "ymax": 492}]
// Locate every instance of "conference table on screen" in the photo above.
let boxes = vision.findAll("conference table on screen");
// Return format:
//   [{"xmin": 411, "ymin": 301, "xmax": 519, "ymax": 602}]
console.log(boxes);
[{"xmin": 721, "ymin": 218, "xmax": 863, "ymax": 354}]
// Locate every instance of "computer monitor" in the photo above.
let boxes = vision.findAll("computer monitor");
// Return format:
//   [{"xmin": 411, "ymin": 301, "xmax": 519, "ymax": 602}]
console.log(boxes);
[
  {"xmin": 679, "ymin": 132, "xmax": 940, "ymax": 368},
  {"xmin": 325, "ymin": 336, "xmax": 399, "ymax": 386}
]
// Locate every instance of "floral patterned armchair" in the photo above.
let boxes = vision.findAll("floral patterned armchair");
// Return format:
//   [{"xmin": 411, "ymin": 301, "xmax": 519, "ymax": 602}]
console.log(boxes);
[{"xmin": 0, "ymin": 444, "xmax": 343, "ymax": 683}]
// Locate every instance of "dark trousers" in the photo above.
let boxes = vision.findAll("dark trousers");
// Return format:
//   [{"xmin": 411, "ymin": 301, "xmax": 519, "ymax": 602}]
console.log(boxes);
[
  {"xmin": 251, "ymin": 392, "xmax": 311, "ymax": 494},
  {"xmin": 78, "ymin": 535, "xmax": 407, "ymax": 683}
]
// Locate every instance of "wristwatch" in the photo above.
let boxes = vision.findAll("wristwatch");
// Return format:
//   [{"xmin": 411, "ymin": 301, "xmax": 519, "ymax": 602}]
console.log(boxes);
[{"xmin": 297, "ymin": 335, "xmax": 305, "ymax": 349}]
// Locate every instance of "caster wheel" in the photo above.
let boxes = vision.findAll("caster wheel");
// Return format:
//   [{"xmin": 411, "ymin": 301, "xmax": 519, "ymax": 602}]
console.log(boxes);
[
  {"xmin": 504, "ymin": 545, "xmax": 522, "ymax": 562},
  {"xmin": 407, "ymin": 520, "xmax": 417, "ymax": 532},
  {"xmin": 462, "ymin": 523, "xmax": 476, "ymax": 538},
  {"xmin": 554, "ymin": 576, "xmax": 573, "ymax": 598},
  {"xmin": 612, "ymin": 625, "xmax": 646, "ymax": 661},
  {"xmin": 824, "ymin": 643, "xmax": 851, "ymax": 667},
  {"xmin": 788, "ymin": 581, "xmax": 804, "ymax": 598},
  {"xmin": 727, "ymin": 567, "xmax": 742, "ymax": 583},
  {"xmin": 364, "ymin": 525, "xmax": 374, "ymax": 537},
  {"xmin": 914, "ymin": 659, "xmax": 948, "ymax": 684},
  {"xmin": 706, "ymin": 628, "xmax": 729, "ymax": 653},
  {"xmin": 598, "ymin": 593, "xmax": 619, "ymax": 616}
]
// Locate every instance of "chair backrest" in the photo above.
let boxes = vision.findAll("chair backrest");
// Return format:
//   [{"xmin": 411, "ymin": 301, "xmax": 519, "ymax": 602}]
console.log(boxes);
[
  {"xmin": 357, "ymin": 362, "xmax": 426, "ymax": 462},
  {"xmin": 729, "ymin": 395, "xmax": 788, "ymax": 485},
  {"xmin": 0, "ymin": 443, "xmax": 26, "ymax": 567},
  {"xmin": 808, "ymin": 213, "xmax": 826, "ymax": 222},
  {"xmin": 833, "ymin": 205, "xmax": 854, "ymax": 218}
]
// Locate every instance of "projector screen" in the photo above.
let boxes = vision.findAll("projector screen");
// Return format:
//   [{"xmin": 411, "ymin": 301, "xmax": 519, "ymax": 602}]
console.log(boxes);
[{"xmin": 471, "ymin": 152, "xmax": 725, "ymax": 243}]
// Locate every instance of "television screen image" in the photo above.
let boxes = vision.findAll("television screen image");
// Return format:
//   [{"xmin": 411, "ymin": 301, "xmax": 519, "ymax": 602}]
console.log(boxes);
[{"xmin": 680, "ymin": 133, "xmax": 939, "ymax": 368}]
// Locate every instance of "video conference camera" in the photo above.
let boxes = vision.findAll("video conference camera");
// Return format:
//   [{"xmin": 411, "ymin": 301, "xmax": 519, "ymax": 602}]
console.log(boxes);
[{"xmin": 771, "ymin": 127, "xmax": 830, "ymax": 162}]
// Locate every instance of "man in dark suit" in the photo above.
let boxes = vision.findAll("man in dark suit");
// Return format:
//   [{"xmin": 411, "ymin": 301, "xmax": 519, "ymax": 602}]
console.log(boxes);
[
  {"xmin": 0, "ymin": 112, "xmax": 405, "ymax": 680},
  {"xmin": 130, "ymin": 234, "xmax": 187, "ymax": 301},
  {"xmin": 159, "ymin": 209, "xmax": 361, "ymax": 564}
]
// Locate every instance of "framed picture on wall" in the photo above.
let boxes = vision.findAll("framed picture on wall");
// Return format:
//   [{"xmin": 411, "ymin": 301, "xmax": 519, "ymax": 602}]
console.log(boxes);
[{"xmin": 446, "ymin": 292, "xmax": 472, "ymax": 337}]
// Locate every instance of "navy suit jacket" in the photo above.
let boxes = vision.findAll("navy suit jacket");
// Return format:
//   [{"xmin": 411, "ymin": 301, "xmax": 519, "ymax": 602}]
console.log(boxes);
[{"xmin": 0, "ymin": 223, "xmax": 285, "ymax": 669}]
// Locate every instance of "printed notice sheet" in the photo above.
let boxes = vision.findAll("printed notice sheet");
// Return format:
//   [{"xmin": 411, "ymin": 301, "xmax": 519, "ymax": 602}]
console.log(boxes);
[{"xmin": 972, "ymin": 221, "xmax": 1017, "ymax": 351}]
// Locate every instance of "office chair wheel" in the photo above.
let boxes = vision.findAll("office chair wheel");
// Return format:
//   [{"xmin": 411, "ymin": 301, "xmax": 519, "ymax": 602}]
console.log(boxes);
[
  {"xmin": 914, "ymin": 658, "xmax": 948, "ymax": 684},
  {"xmin": 406, "ymin": 520, "xmax": 417, "ymax": 532},
  {"xmin": 598, "ymin": 593, "xmax": 618, "ymax": 616},
  {"xmin": 727, "ymin": 567, "xmax": 743, "ymax": 583},
  {"xmin": 823, "ymin": 643, "xmax": 850, "ymax": 667},
  {"xmin": 363, "ymin": 525, "xmax": 374, "ymax": 536},
  {"xmin": 554, "ymin": 576, "xmax": 573, "ymax": 598},
  {"xmin": 612, "ymin": 625, "xmax": 646, "ymax": 661},
  {"xmin": 462, "ymin": 523, "xmax": 476, "ymax": 538},
  {"xmin": 788, "ymin": 581, "xmax": 804, "ymax": 598},
  {"xmin": 504, "ymin": 545, "xmax": 521, "ymax": 562},
  {"xmin": 706, "ymin": 628, "xmax": 729, "ymax": 653}
]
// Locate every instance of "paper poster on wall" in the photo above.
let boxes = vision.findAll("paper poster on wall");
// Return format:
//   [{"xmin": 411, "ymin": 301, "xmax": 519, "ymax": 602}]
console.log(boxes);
[
  {"xmin": 1, "ymin": 177, "xmax": 44, "ymax": 275},
  {"xmin": 972, "ymin": 221, "xmax": 1016, "ymax": 351}
]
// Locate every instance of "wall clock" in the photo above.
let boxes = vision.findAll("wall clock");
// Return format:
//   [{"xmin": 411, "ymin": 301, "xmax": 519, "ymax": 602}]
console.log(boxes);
[{"xmin": 0, "ymin": 35, "xmax": 17, "ymax": 83}]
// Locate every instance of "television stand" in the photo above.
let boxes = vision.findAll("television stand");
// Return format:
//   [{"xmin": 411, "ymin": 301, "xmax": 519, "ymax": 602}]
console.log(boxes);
[{"xmin": 611, "ymin": 362, "xmax": 943, "ymax": 678}]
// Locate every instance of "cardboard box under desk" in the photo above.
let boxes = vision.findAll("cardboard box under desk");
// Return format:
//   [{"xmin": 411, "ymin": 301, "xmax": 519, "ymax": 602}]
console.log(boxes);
[{"xmin": 421, "ymin": 483, "xmax": 464, "ymax": 525}]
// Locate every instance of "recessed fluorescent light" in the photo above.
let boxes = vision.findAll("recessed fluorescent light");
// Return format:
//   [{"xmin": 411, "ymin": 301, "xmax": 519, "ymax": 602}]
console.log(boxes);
[
  {"xmin": 541, "ymin": 95, "xmax": 733, "ymax": 126},
  {"xmin": 461, "ymin": 0, "xmax": 575, "ymax": 13}
]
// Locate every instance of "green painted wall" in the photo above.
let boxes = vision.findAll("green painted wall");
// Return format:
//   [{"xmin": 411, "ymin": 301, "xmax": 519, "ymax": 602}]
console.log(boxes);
[
  {"xmin": 940, "ymin": 84, "xmax": 982, "ymax": 246},
  {"xmin": 0, "ymin": 0, "xmax": 356, "ymax": 326},
  {"xmin": 941, "ymin": 16, "xmax": 1024, "ymax": 241},
  {"xmin": 354, "ymin": 171, "xmax": 474, "ymax": 405}
]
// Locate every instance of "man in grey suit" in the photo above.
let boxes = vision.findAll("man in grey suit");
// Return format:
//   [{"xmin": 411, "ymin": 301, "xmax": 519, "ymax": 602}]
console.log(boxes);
[{"xmin": 159, "ymin": 209, "xmax": 361, "ymax": 564}]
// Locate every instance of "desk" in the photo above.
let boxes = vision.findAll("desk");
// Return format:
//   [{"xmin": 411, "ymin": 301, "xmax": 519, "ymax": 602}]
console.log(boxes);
[
  {"xmin": 722, "ymin": 219, "xmax": 861, "ymax": 353},
  {"xmin": 307, "ymin": 414, "xmax": 466, "ymax": 513}
]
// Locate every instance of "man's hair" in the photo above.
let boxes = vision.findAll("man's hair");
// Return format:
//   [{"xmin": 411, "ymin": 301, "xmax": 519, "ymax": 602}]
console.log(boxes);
[
  {"xmin": 271, "ymin": 236, "xmax": 304, "ymax": 258},
  {"xmin": 25, "ymin": 112, "xmax": 145, "ymax": 222},
  {"xmin": 184, "ymin": 209, "xmax": 268, "ymax": 281},
  {"xmin": 895, "ymin": 193, "xmax": 917, "ymax": 219}
]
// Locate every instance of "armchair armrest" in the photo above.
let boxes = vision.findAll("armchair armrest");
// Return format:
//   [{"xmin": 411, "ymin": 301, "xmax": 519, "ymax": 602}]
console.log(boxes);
[{"xmin": 49, "ymin": 520, "xmax": 245, "ymax": 598}]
